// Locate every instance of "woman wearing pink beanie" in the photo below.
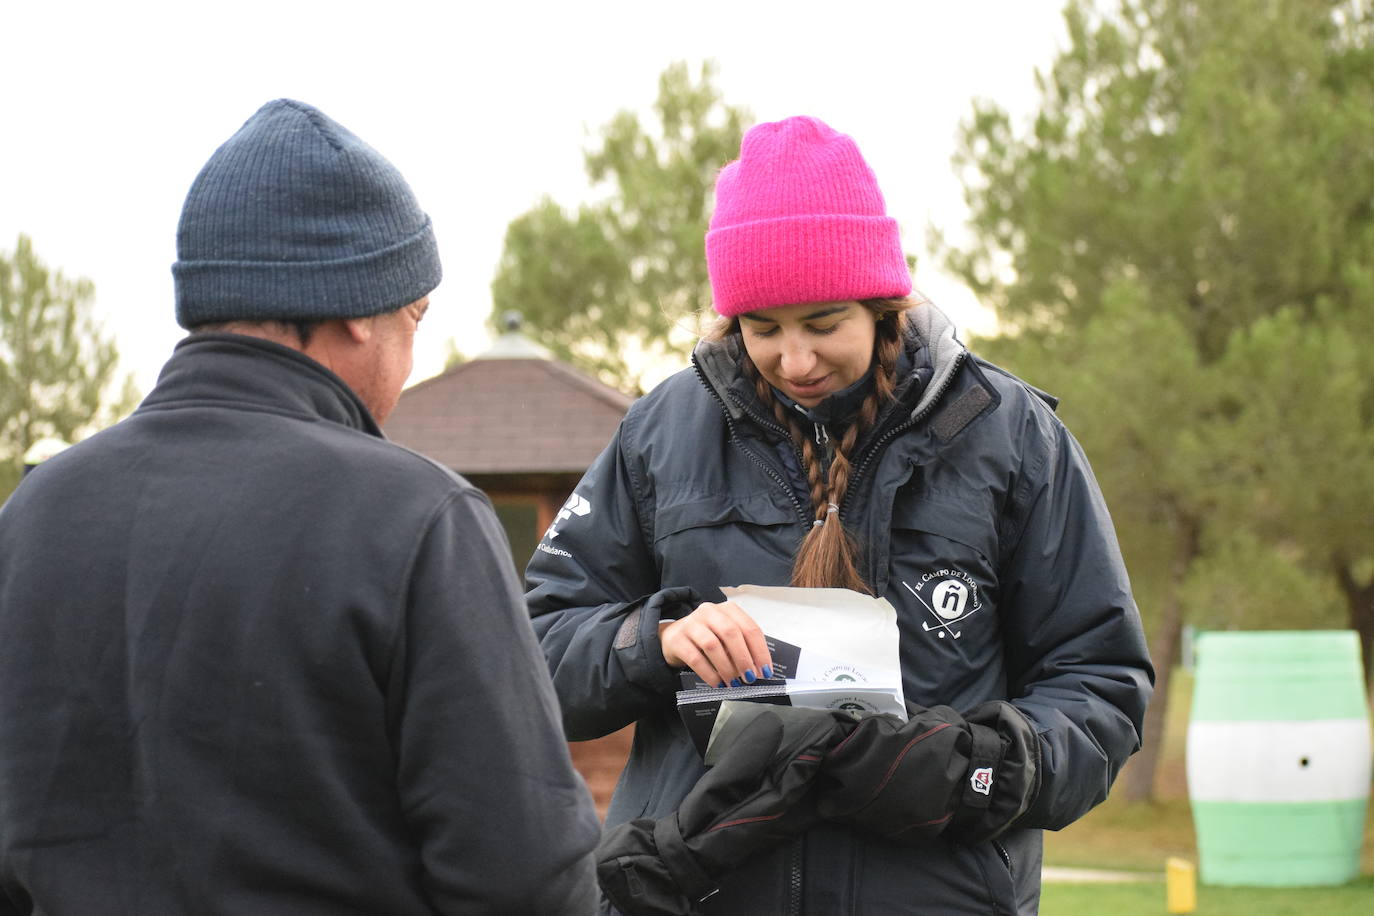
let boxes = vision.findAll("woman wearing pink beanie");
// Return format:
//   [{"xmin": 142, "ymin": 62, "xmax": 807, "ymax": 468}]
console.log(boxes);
[{"xmin": 528, "ymin": 116, "xmax": 1151, "ymax": 914}]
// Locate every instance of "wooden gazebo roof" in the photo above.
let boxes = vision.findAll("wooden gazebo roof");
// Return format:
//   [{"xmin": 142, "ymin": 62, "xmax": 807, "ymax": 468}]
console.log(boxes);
[{"xmin": 383, "ymin": 323, "xmax": 635, "ymax": 480}]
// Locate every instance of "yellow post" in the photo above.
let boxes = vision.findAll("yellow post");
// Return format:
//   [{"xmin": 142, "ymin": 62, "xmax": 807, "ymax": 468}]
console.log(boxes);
[{"xmin": 1165, "ymin": 857, "xmax": 1197, "ymax": 913}]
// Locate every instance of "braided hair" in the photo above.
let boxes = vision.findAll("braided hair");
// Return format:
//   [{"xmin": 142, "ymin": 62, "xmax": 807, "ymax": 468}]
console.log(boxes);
[{"xmin": 711, "ymin": 298, "xmax": 914, "ymax": 594}]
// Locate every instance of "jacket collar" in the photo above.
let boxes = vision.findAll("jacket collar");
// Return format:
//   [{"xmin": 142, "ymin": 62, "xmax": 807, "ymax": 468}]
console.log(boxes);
[
  {"xmin": 904, "ymin": 301, "xmax": 967, "ymax": 419},
  {"xmin": 140, "ymin": 333, "xmax": 383, "ymax": 437},
  {"xmin": 772, "ymin": 366, "xmax": 876, "ymax": 428}
]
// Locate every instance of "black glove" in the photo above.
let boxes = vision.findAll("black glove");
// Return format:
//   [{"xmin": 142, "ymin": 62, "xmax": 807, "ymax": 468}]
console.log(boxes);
[
  {"xmin": 816, "ymin": 700, "xmax": 1041, "ymax": 845},
  {"xmin": 596, "ymin": 705, "xmax": 856, "ymax": 916}
]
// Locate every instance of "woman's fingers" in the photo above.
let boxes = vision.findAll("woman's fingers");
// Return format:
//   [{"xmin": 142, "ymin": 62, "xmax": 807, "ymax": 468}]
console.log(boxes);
[
  {"xmin": 720, "ymin": 601, "xmax": 775, "ymax": 680},
  {"xmin": 662, "ymin": 619, "xmax": 728, "ymax": 686},
  {"xmin": 659, "ymin": 600, "xmax": 774, "ymax": 686}
]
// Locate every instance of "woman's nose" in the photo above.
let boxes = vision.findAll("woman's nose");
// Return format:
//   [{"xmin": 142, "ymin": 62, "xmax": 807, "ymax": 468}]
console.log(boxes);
[{"xmin": 780, "ymin": 336, "xmax": 817, "ymax": 377}]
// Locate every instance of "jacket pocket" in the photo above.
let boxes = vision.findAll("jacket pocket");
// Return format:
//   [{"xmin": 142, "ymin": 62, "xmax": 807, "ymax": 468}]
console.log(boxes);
[
  {"xmin": 969, "ymin": 837, "xmax": 1020, "ymax": 914},
  {"xmin": 653, "ymin": 490, "xmax": 799, "ymax": 541},
  {"xmin": 889, "ymin": 491, "xmax": 998, "ymax": 563},
  {"xmin": 652, "ymin": 491, "xmax": 799, "ymax": 590},
  {"xmin": 888, "ymin": 493, "xmax": 999, "ymax": 630}
]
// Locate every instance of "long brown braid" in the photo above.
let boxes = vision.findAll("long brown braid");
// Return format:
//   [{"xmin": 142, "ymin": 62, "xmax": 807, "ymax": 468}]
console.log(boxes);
[{"xmin": 715, "ymin": 298, "xmax": 913, "ymax": 595}]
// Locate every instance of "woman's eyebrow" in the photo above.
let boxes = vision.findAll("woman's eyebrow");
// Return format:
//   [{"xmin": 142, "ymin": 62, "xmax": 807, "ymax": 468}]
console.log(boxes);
[
  {"xmin": 741, "ymin": 305, "xmax": 849, "ymax": 326},
  {"xmin": 801, "ymin": 305, "xmax": 848, "ymax": 320}
]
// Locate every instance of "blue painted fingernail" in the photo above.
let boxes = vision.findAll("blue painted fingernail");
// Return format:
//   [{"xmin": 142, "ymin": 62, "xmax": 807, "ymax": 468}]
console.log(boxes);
[
  {"xmin": 729, "ymin": 678, "xmax": 742, "ymax": 688},
  {"xmin": 743, "ymin": 669, "xmax": 756, "ymax": 684},
  {"xmin": 763, "ymin": 665, "xmax": 774, "ymax": 679},
  {"xmin": 716, "ymin": 682, "xmax": 726, "ymax": 689}
]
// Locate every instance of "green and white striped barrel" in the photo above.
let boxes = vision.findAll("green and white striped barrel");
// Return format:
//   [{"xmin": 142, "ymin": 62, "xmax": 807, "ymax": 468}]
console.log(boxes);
[{"xmin": 1186, "ymin": 631, "xmax": 1371, "ymax": 886}]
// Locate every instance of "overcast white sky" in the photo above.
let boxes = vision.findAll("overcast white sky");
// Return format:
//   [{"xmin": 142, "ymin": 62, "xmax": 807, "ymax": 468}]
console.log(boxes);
[{"xmin": 3, "ymin": 0, "xmax": 1068, "ymax": 395}]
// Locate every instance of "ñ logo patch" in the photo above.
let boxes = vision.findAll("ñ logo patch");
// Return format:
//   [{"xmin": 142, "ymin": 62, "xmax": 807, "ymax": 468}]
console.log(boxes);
[
  {"xmin": 902, "ymin": 572, "xmax": 983, "ymax": 640},
  {"xmin": 933, "ymin": 580, "xmax": 969, "ymax": 619},
  {"xmin": 970, "ymin": 767, "xmax": 993, "ymax": 796}
]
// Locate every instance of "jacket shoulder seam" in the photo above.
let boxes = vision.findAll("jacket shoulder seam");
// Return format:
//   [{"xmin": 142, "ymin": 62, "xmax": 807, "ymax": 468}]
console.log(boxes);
[
  {"xmin": 972, "ymin": 357, "xmax": 1060, "ymax": 412},
  {"xmin": 616, "ymin": 403, "xmax": 657, "ymax": 550}
]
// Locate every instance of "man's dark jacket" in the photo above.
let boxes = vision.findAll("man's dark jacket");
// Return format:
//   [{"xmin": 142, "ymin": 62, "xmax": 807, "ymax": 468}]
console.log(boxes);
[
  {"xmin": 0, "ymin": 335, "xmax": 600, "ymax": 914},
  {"xmin": 527, "ymin": 305, "xmax": 1154, "ymax": 914}
]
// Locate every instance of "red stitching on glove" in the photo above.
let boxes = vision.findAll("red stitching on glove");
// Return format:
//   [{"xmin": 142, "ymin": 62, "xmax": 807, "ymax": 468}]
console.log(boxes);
[
  {"xmin": 706, "ymin": 813, "xmax": 785, "ymax": 832},
  {"xmin": 828, "ymin": 726, "xmax": 864, "ymax": 757},
  {"xmin": 871, "ymin": 722, "xmax": 953, "ymax": 801}
]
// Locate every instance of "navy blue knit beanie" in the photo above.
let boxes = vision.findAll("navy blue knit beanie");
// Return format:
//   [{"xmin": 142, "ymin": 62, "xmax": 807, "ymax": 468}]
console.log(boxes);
[{"xmin": 173, "ymin": 99, "xmax": 442, "ymax": 328}]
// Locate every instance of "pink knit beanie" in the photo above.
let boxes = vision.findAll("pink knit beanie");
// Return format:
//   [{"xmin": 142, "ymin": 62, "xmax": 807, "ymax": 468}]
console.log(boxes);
[{"xmin": 706, "ymin": 116, "xmax": 911, "ymax": 317}]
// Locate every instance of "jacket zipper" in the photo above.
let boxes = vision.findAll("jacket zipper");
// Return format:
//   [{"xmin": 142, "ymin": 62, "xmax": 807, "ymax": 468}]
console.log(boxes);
[
  {"xmin": 695, "ymin": 353, "xmax": 969, "ymax": 526},
  {"xmin": 692, "ymin": 362, "xmax": 811, "ymax": 527},
  {"xmin": 787, "ymin": 837, "xmax": 804, "ymax": 916},
  {"xmin": 688, "ymin": 354, "xmax": 968, "ymax": 910},
  {"xmin": 839, "ymin": 351, "xmax": 967, "ymax": 518},
  {"xmin": 815, "ymin": 423, "xmax": 834, "ymax": 481},
  {"xmin": 994, "ymin": 838, "xmax": 1012, "ymax": 874}
]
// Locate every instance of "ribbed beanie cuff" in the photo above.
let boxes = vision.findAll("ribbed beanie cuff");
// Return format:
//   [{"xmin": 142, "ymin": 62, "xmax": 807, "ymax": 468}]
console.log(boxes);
[
  {"xmin": 173, "ymin": 99, "xmax": 442, "ymax": 328},
  {"xmin": 707, "ymin": 215, "xmax": 908, "ymax": 316},
  {"xmin": 706, "ymin": 116, "xmax": 911, "ymax": 317}
]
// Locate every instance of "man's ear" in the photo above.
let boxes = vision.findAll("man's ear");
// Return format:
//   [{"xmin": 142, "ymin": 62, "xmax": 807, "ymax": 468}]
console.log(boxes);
[{"xmin": 341, "ymin": 315, "xmax": 375, "ymax": 344}]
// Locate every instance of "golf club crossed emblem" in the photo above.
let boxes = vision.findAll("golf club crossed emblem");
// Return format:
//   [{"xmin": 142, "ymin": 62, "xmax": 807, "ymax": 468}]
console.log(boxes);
[{"xmin": 902, "ymin": 574, "xmax": 981, "ymax": 640}]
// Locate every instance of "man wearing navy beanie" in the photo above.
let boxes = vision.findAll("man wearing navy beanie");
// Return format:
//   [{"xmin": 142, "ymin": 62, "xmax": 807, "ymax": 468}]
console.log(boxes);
[{"xmin": 0, "ymin": 100, "xmax": 600, "ymax": 914}]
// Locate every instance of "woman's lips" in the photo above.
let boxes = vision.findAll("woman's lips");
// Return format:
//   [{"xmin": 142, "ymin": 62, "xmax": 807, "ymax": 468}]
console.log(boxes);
[{"xmin": 787, "ymin": 376, "xmax": 830, "ymax": 399}]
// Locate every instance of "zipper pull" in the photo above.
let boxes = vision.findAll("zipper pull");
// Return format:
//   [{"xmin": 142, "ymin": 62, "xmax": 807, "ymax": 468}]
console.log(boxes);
[{"xmin": 814, "ymin": 423, "xmax": 829, "ymax": 445}]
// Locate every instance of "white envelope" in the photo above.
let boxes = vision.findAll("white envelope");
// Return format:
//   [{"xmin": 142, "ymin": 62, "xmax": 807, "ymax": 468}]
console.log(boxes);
[{"xmin": 721, "ymin": 584, "xmax": 903, "ymax": 687}]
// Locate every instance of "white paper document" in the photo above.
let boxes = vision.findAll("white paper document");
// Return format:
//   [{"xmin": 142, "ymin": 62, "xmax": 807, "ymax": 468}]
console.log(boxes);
[
  {"xmin": 723, "ymin": 584, "xmax": 903, "ymax": 685},
  {"xmin": 675, "ymin": 585, "xmax": 908, "ymax": 755}
]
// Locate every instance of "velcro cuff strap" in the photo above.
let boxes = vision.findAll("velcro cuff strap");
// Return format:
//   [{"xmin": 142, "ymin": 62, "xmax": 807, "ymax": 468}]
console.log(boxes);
[
  {"xmin": 960, "ymin": 722, "xmax": 1004, "ymax": 811},
  {"xmin": 613, "ymin": 607, "xmax": 643, "ymax": 650},
  {"xmin": 616, "ymin": 588, "xmax": 698, "ymax": 693},
  {"xmin": 653, "ymin": 814, "xmax": 719, "ymax": 904}
]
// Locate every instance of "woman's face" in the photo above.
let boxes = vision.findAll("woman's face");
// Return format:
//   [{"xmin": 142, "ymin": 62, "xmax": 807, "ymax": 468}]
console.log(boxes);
[{"xmin": 739, "ymin": 300, "xmax": 877, "ymax": 407}]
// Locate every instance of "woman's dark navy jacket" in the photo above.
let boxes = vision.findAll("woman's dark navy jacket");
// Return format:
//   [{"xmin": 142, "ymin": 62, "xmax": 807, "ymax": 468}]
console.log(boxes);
[{"xmin": 527, "ymin": 305, "xmax": 1154, "ymax": 915}]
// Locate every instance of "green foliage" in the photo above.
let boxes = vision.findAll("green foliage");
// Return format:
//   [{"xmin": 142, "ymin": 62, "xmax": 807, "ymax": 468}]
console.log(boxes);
[
  {"xmin": 0, "ymin": 235, "xmax": 137, "ymax": 497},
  {"xmin": 975, "ymin": 275, "xmax": 1212, "ymax": 643},
  {"xmin": 944, "ymin": 0, "xmax": 1374, "ymax": 634},
  {"xmin": 491, "ymin": 61, "xmax": 750, "ymax": 393},
  {"xmin": 1209, "ymin": 305, "xmax": 1374, "ymax": 554},
  {"xmin": 947, "ymin": 0, "xmax": 1374, "ymax": 357},
  {"xmin": 1182, "ymin": 530, "xmax": 1347, "ymax": 631},
  {"xmin": 943, "ymin": 0, "xmax": 1374, "ymax": 801}
]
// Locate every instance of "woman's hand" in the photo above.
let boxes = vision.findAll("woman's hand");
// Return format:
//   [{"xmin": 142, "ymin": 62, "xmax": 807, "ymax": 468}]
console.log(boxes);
[{"xmin": 659, "ymin": 600, "xmax": 774, "ymax": 687}]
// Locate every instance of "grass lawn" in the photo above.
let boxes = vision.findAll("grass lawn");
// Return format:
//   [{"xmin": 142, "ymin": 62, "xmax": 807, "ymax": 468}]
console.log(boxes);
[
  {"xmin": 1039, "ymin": 669, "xmax": 1374, "ymax": 913},
  {"xmin": 1041, "ymin": 877, "xmax": 1374, "ymax": 915}
]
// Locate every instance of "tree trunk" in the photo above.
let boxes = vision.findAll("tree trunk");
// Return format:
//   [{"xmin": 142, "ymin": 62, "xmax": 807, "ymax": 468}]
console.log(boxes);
[
  {"xmin": 1117, "ymin": 513, "xmax": 1199, "ymax": 804},
  {"xmin": 1333, "ymin": 557, "xmax": 1374, "ymax": 698}
]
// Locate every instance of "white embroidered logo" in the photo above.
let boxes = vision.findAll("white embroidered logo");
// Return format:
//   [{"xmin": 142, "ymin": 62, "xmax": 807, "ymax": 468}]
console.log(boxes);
[
  {"xmin": 902, "ymin": 572, "xmax": 983, "ymax": 640},
  {"xmin": 545, "ymin": 492, "xmax": 591, "ymax": 540},
  {"xmin": 932, "ymin": 580, "xmax": 969, "ymax": 619},
  {"xmin": 971, "ymin": 767, "xmax": 993, "ymax": 796}
]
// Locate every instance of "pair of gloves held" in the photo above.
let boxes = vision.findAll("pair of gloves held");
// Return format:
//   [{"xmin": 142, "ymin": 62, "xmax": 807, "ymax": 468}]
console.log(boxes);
[{"xmin": 597, "ymin": 700, "xmax": 1041, "ymax": 916}]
